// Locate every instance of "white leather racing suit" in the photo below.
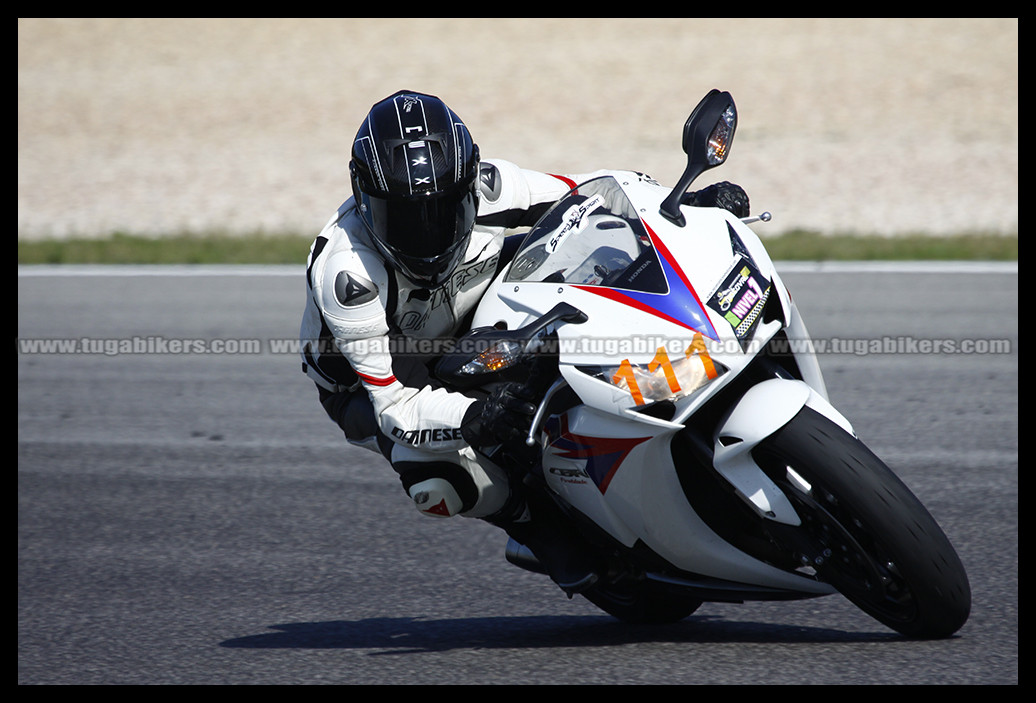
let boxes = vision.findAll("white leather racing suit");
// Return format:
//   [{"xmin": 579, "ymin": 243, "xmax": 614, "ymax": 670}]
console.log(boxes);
[{"xmin": 300, "ymin": 158, "xmax": 592, "ymax": 519}]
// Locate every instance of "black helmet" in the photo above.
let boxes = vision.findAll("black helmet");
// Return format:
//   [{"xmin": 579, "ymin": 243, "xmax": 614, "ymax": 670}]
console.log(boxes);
[{"xmin": 350, "ymin": 90, "xmax": 480, "ymax": 287}]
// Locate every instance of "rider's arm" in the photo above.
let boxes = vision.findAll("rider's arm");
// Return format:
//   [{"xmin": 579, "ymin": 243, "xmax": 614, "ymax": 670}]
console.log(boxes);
[
  {"xmin": 476, "ymin": 158, "xmax": 589, "ymax": 229},
  {"xmin": 316, "ymin": 245, "xmax": 477, "ymax": 453}
]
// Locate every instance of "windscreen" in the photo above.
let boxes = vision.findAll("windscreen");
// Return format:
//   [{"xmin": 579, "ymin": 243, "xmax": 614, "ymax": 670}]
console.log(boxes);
[{"xmin": 505, "ymin": 176, "xmax": 667, "ymax": 294}]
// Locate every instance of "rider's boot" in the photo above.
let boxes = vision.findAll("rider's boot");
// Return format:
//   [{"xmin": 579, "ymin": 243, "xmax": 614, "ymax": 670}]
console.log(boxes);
[{"xmin": 485, "ymin": 488, "xmax": 603, "ymax": 595}]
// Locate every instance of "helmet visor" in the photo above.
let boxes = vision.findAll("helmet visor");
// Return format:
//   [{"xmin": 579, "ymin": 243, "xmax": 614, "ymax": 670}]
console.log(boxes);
[{"xmin": 359, "ymin": 174, "xmax": 478, "ymax": 285}]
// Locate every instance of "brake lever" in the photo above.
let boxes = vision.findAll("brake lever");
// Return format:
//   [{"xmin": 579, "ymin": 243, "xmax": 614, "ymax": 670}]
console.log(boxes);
[{"xmin": 525, "ymin": 377, "xmax": 569, "ymax": 446}]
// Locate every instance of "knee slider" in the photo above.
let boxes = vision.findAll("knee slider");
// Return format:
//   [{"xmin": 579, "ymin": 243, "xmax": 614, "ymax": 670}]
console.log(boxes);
[
  {"xmin": 408, "ymin": 478, "xmax": 464, "ymax": 518},
  {"xmin": 397, "ymin": 461, "xmax": 479, "ymax": 517}
]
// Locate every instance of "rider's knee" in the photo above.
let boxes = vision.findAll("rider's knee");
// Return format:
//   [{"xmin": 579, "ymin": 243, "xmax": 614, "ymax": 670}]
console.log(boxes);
[{"xmin": 395, "ymin": 461, "xmax": 480, "ymax": 518}]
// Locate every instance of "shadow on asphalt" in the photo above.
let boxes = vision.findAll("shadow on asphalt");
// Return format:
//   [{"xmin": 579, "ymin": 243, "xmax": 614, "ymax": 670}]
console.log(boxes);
[{"xmin": 220, "ymin": 614, "xmax": 897, "ymax": 653}]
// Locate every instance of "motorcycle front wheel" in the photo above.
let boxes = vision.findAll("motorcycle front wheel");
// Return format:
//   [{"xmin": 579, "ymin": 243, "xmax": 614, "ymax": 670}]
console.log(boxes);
[{"xmin": 753, "ymin": 406, "xmax": 971, "ymax": 638}]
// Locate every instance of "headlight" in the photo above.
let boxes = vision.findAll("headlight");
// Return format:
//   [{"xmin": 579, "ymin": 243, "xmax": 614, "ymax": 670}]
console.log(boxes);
[{"xmin": 605, "ymin": 334, "xmax": 723, "ymax": 406}]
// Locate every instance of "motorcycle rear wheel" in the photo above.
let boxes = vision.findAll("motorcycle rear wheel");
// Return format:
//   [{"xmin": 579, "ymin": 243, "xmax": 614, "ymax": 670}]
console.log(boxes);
[{"xmin": 753, "ymin": 406, "xmax": 971, "ymax": 638}]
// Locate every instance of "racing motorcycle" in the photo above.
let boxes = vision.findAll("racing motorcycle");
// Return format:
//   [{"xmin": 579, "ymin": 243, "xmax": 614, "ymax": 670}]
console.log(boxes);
[{"xmin": 434, "ymin": 90, "xmax": 971, "ymax": 638}]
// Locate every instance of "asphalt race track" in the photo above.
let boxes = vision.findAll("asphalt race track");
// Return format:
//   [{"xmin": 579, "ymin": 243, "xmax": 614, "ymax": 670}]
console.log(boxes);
[{"xmin": 18, "ymin": 263, "xmax": 1017, "ymax": 685}]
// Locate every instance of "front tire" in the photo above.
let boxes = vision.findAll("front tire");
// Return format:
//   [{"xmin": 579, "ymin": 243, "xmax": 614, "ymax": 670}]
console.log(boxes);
[{"xmin": 754, "ymin": 407, "xmax": 971, "ymax": 638}]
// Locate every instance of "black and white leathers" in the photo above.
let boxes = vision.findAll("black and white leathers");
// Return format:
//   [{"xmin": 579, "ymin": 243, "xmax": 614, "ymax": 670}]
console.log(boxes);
[{"xmin": 300, "ymin": 158, "xmax": 597, "ymax": 517}]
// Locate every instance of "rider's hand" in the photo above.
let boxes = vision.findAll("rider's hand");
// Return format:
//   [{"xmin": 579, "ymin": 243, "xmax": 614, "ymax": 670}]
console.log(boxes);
[
  {"xmin": 683, "ymin": 181, "xmax": 750, "ymax": 218},
  {"xmin": 461, "ymin": 383, "xmax": 538, "ymax": 449}
]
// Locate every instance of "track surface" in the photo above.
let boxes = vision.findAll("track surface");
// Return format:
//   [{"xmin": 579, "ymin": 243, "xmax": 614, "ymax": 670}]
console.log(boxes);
[{"xmin": 18, "ymin": 265, "xmax": 1017, "ymax": 685}]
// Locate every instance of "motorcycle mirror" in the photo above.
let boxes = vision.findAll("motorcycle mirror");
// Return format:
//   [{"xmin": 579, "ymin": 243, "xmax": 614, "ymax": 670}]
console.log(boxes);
[{"xmin": 660, "ymin": 90, "xmax": 738, "ymax": 227}]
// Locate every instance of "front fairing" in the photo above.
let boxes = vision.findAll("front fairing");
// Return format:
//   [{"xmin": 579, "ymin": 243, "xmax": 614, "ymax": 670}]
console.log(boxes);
[
  {"xmin": 493, "ymin": 173, "xmax": 790, "ymax": 425},
  {"xmin": 476, "ymin": 174, "xmax": 838, "ymax": 592}
]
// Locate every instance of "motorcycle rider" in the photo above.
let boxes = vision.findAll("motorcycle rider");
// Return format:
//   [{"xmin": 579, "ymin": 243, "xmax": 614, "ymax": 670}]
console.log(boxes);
[{"xmin": 299, "ymin": 89, "xmax": 749, "ymax": 595}]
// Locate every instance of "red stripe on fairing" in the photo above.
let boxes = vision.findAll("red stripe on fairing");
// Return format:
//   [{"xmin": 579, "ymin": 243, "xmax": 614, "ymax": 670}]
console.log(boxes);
[
  {"xmin": 571, "ymin": 285, "xmax": 697, "ymax": 333},
  {"xmin": 550, "ymin": 174, "xmax": 578, "ymax": 190},
  {"xmin": 571, "ymin": 219, "xmax": 718, "ymax": 339},
  {"xmin": 643, "ymin": 221, "xmax": 714, "ymax": 330},
  {"xmin": 356, "ymin": 371, "xmax": 396, "ymax": 387},
  {"xmin": 553, "ymin": 415, "xmax": 651, "ymax": 494}
]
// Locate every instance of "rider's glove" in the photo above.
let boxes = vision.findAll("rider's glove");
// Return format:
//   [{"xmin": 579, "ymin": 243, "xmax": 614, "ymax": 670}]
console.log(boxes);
[
  {"xmin": 461, "ymin": 383, "xmax": 538, "ymax": 450},
  {"xmin": 683, "ymin": 181, "xmax": 750, "ymax": 218}
]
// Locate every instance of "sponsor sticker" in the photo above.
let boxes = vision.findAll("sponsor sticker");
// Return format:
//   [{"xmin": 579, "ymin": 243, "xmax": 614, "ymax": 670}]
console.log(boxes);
[
  {"xmin": 707, "ymin": 257, "xmax": 771, "ymax": 348},
  {"xmin": 547, "ymin": 193, "xmax": 606, "ymax": 253}
]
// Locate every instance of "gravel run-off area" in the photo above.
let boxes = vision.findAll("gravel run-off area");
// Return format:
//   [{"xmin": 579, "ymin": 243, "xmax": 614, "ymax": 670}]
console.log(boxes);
[{"xmin": 18, "ymin": 18, "xmax": 1018, "ymax": 241}]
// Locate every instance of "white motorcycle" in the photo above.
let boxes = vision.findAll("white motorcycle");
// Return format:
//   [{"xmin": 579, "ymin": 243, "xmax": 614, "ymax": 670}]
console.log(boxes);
[{"xmin": 435, "ymin": 90, "xmax": 970, "ymax": 638}]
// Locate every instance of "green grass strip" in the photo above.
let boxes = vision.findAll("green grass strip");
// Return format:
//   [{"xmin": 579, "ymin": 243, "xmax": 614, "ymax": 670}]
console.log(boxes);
[
  {"xmin": 762, "ymin": 230, "xmax": 1017, "ymax": 262},
  {"xmin": 17, "ymin": 232, "xmax": 314, "ymax": 265},
  {"xmin": 17, "ymin": 229, "xmax": 1018, "ymax": 265}
]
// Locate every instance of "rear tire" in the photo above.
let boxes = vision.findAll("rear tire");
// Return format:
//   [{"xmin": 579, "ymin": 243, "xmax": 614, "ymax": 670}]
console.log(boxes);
[{"xmin": 754, "ymin": 407, "xmax": 970, "ymax": 638}]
